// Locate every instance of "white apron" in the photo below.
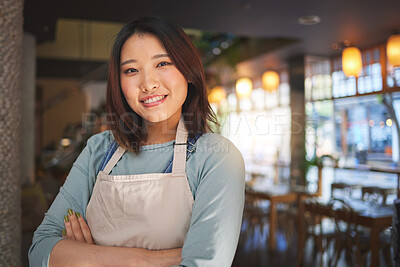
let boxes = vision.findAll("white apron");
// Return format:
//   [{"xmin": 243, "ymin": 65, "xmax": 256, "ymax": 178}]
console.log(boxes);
[{"xmin": 86, "ymin": 119, "xmax": 194, "ymax": 250}]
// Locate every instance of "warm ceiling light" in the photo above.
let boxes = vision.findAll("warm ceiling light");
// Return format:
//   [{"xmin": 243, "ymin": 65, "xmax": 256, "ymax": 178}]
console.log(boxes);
[
  {"xmin": 387, "ymin": 34, "xmax": 400, "ymax": 67},
  {"xmin": 61, "ymin": 138, "xmax": 71, "ymax": 147},
  {"xmin": 236, "ymin": 78, "xmax": 252, "ymax": 99},
  {"xmin": 297, "ymin": 15, "xmax": 321, "ymax": 26},
  {"xmin": 262, "ymin": 71, "xmax": 280, "ymax": 92},
  {"xmin": 208, "ymin": 86, "xmax": 226, "ymax": 103},
  {"xmin": 342, "ymin": 46, "xmax": 363, "ymax": 77}
]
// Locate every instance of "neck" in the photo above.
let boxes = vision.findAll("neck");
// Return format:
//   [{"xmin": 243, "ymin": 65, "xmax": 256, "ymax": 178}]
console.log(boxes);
[{"xmin": 144, "ymin": 112, "xmax": 181, "ymax": 145}]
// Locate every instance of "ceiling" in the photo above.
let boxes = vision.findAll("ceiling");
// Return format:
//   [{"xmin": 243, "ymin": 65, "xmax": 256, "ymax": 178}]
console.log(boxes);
[{"xmin": 24, "ymin": 0, "xmax": 400, "ymax": 77}]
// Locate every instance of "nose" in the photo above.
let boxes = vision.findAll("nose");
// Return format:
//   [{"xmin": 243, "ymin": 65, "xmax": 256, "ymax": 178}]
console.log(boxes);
[{"xmin": 140, "ymin": 69, "xmax": 159, "ymax": 92}]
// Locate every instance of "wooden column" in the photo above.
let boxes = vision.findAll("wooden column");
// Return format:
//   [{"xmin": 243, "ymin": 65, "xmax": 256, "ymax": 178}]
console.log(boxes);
[
  {"xmin": 0, "ymin": 0, "xmax": 24, "ymax": 265},
  {"xmin": 289, "ymin": 56, "xmax": 306, "ymax": 186}
]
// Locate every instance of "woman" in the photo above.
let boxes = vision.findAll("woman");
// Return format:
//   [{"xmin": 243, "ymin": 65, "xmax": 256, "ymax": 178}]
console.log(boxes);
[{"xmin": 29, "ymin": 14, "xmax": 245, "ymax": 267}]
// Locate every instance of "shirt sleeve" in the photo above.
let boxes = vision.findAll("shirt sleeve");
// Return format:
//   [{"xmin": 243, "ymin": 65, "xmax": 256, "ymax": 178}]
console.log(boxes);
[
  {"xmin": 28, "ymin": 135, "xmax": 102, "ymax": 267},
  {"xmin": 178, "ymin": 137, "xmax": 245, "ymax": 267}
]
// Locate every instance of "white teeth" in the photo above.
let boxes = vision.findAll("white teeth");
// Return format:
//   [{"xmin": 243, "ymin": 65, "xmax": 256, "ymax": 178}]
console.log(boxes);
[{"xmin": 143, "ymin": 95, "xmax": 165, "ymax": 104}]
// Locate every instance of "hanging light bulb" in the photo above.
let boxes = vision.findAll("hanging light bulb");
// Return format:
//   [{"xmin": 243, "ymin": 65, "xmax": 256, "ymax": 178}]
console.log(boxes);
[
  {"xmin": 387, "ymin": 34, "xmax": 400, "ymax": 67},
  {"xmin": 208, "ymin": 86, "xmax": 226, "ymax": 103},
  {"xmin": 236, "ymin": 78, "xmax": 252, "ymax": 99},
  {"xmin": 262, "ymin": 71, "xmax": 280, "ymax": 92},
  {"xmin": 342, "ymin": 46, "xmax": 363, "ymax": 77}
]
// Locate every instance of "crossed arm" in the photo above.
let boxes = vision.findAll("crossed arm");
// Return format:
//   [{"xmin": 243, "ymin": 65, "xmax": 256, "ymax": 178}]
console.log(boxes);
[
  {"xmin": 49, "ymin": 209, "xmax": 182, "ymax": 267},
  {"xmin": 29, "ymin": 134, "xmax": 245, "ymax": 267}
]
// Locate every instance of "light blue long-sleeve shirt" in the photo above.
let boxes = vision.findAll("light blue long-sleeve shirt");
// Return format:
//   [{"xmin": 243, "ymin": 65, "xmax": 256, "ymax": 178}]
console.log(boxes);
[{"xmin": 29, "ymin": 130, "xmax": 245, "ymax": 267}]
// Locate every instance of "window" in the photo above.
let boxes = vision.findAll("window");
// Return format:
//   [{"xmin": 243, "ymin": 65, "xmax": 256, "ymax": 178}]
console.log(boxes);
[
  {"xmin": 334, "ymin": 95, "xmax": 394, "ymax": 163},
  {"xmin": 218, "ymin": 70, "xmax": 291, "ymax": 181}
]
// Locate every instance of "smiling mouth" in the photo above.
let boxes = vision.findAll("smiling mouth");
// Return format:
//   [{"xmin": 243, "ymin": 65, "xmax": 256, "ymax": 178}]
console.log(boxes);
[{"xmin": 141, "ymin": 95, "xmax": 167, "ymax": 105}]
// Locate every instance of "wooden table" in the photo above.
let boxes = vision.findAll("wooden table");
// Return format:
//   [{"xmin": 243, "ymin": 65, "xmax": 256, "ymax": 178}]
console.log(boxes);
[
  {"xmin": 338, "ymin": 165, "xmax": 400, "ymax": 198},
  {"xmin": 302, "ymin": 199, "xmax": 393, "ymax": 267},
  {"xmin": 247, "ymin": 185, "xmax": 300, "ymax": 250}
]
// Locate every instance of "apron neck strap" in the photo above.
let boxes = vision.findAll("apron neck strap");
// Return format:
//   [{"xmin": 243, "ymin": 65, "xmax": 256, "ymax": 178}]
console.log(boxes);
[
  {"xmin": 102, "ymin": 118, "xmax": 188, "ymax": 175},
  {"xmin": 172, "ymin": 118, "xmax": 188, "ymax": 174},
  {"xmin": 103, "ymin": 146, "xmax": 125, "ymax": 175}
]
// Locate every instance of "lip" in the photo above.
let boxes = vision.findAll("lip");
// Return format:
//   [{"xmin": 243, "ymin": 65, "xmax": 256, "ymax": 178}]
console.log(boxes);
[{"xmin": 140, "ymin": 94, "xmax": 167, "ymax": 107}]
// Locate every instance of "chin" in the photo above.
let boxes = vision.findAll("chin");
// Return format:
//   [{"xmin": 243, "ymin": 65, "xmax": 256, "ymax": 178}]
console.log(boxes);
[{"xmin": 142, "ymin": 113, "xmax": 170, "ymax": 123}]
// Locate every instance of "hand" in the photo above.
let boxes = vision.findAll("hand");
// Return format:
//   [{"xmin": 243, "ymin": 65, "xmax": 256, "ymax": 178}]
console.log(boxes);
[{"xmin": 62, "ymin": 209, "xmax": 95, "ymax": 244}]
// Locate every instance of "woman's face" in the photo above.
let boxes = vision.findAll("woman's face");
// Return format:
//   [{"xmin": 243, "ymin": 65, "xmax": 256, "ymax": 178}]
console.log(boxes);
[{"xmin": 119, "ymin": 33, "xmax": 188, "ymax": 125}]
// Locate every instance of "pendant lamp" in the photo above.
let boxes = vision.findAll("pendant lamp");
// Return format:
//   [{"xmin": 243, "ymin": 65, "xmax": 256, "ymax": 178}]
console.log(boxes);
[
  {"xmin": 236, "ymin": 78, "xmax": 252, "ymax": 99},
  {"xmin": 342, "ymin": 46, "xmax": 362, "ymax": 77},
  {"xmin": 262, "ymin": 71, "xmax": 280, "ymax": 92},
  {"xmin": 208, "ymin": 86, "xmax": 226, "ymax": 104},
  {"xmin": 387, "ymin": 34, "xmax": 400, "ymax": 67}
]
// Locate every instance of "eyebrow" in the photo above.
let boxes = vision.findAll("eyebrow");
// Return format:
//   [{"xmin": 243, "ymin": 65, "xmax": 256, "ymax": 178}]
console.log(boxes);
[{"xmin": 120, "ymin": 54, "xmax": 170, "ymax": 67}]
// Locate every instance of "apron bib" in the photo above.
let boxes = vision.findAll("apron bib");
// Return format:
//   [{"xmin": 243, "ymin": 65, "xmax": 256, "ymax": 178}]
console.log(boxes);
[{"xmin": 86, "ymin": 119, "xmax": 194, "ymax": 250}]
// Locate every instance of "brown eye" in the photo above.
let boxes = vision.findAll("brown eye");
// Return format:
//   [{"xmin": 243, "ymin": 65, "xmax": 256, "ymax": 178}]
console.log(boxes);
[
  {"xmin": 123, "ymin": 68, "xmax": 138, "ymax": 74},
  {"xmin": 157, "ymin": 62, "xmax": 172, "ymax": 67}
]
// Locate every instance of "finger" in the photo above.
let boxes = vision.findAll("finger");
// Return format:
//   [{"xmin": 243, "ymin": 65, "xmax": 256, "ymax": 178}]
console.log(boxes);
[
  {"xmin": 64, "ymin": 215, "xmax": 75, "ymax": 240},
  {"xmin": 62, "ymin": 229, "xmax": 66, "ymax": 237},
  {"xmin": 76, "ymin": 212, "xmax": 95, "ymax": 244},
  {"xmin": 68, "ymin": 209, "xmax": 85, "ymax": 242}
]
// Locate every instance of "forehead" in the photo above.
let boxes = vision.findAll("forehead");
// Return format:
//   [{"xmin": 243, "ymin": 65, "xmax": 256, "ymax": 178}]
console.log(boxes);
[{"xmin": 121, "ymin": 33, "xmax": 166, "ymax": 57}]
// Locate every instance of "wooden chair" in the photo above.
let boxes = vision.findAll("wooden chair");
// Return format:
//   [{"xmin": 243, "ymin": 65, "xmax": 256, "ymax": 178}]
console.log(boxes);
[
  {"xmin": 328, "ymin": 198, "xmax": 392, "ymax": 267},
  {"xmin": 361, "ymin": 186, "xmax": 394, "ymax": 266},
  {"xmin": 244, "ymin": 184, "xmax": 296, "ymax": 251},
  {"xmin": 242, "ymin": 185, "xmax": 270, "ymax": 250},
  {"xmin": 328, "ymin": 198, "xmax": 364, "ymax": 267},
  {"xmin": 296, "ymin": 197, "xmax": 335, "ymax": 267},
  {"xmin": 392, "ymin": 199, "xmax": 400, "ymax": 266}
]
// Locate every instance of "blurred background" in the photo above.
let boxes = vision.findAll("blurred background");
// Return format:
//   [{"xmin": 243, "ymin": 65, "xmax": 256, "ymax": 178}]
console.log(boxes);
[{"xmin": 2, "ymin": 0, "xmax": 400, "ymax": 266}]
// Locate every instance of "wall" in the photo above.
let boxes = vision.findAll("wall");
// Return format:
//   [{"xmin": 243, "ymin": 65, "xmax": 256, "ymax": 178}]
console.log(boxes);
[{"xmin": 38, "ymin": 78, "xmax": 87, "ymax": 150}]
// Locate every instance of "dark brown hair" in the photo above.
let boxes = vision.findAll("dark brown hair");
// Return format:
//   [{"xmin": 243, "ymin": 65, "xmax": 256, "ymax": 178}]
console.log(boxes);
[{"xmin": 106, "ymin": 14, "xmax": 217, "ymax": 153}]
